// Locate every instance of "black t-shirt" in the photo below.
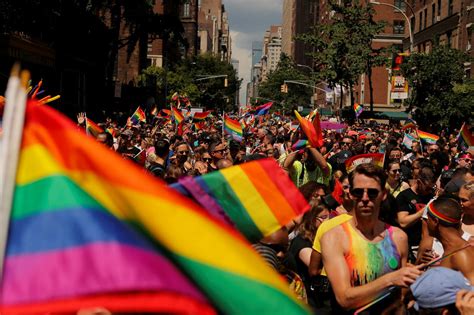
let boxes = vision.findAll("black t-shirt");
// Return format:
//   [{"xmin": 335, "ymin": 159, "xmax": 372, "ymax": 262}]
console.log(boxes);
[
  {"xmin": 395, "ymin": 188, "xmax": 433, "ymax": 247},
  {"xmin": 287, "ymin": 235, "xmax": 314, "ymax": 306}
]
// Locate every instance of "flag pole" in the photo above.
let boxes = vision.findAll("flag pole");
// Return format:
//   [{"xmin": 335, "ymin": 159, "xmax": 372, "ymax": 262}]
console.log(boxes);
[
  {"xmin": 222, "ymin": 110, "xmax": 225, "ymax": 139},
  {"xmin": 0, "ymin": 65, "xmax": 29, "ymax": 281}
]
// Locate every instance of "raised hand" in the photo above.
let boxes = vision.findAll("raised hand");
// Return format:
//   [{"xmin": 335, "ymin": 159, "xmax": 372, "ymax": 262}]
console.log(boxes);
[{"xmin": 77, "ymin": 112, "xmax": 86, "ymax": 125}]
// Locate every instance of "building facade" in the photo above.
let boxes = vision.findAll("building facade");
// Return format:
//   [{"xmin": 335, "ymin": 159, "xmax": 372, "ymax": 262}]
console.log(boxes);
[
  {"xmin": 261, "ymin": 25, "xmax": 282, "ymax": 81},
  {"xmin": 198, "ymin": 0, "xmax": 231, "ymax": 62}
]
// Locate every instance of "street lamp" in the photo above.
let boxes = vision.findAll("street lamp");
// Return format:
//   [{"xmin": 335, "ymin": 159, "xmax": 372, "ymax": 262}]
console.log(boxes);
[
  {"xmin": 370, "ymin": 0, "xmax": 414, "ymax": 52},
  {"xmin": 296, "ymin": 64, "xmax": 313, "ymax": 72}
]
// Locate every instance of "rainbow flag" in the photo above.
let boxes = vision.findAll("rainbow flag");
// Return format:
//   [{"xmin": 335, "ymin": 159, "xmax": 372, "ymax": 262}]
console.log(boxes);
[
  {"xmin": 172, "ymin": 159, "xmax": 310, "ymax": 242},
  {"xmin": 151, "ymin": 106, "xmax": 158, "ymax": 116},
  {"xmin": 105, "ymin": 127, "xmax": 117, "ymax": 138},
  {"xmin": 458, "ymin": 123, "xmax": 474, "ymax": 149},
  {"xmin": 171, "ymin": 107, "xmax": 184, "ymax": 125},
  {"xmin": 224, "ymin": 115, "xmax": 243, "ymax": 142},
  {"xmin": 193, "ymin": 111, "xmax": 211, "ymax": 120},
  {"xmin": 194, "ymin": 122, "xmax": 205, "ymax": 131},
  {"xmin": 353, "ymin": 103, "xmax": 363, "ymax": 118},
  {"xmin": 1, "ymin": 101, "xmax": 309, "ymax": 314},
  {"xmin": 85, "ymin": 117, "xmax": 103, "ymax": 137},
  {"xmin": 254, "ymin": 102, "xmax": 273, "ymax": 116},
  {"xmin": 292, "ymin": 139, "xmax": 308, "ymax": 151},
  {"xmin": 417, "ymin": 130, "xmax": 439, "ymax": 144},
  {"xmin": 401, "ymin": 119, "xmax": 417, "ymax": 131},
  {"xmin": 294, "ymin": 110, "xmax": 323, "ymax": 148},
  {"xmin": 345, "ymin": 153, "xmax": 385, "ymax": 173},
  {"xmin": 130, "ymin": 106, "xmax": 146, "ymax": 124}
]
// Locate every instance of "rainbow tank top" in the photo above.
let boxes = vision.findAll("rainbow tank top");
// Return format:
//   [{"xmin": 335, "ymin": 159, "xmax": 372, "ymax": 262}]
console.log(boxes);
[{"xmin": 342, "ymin": 222, "xmax": 401, "ymax": 287}]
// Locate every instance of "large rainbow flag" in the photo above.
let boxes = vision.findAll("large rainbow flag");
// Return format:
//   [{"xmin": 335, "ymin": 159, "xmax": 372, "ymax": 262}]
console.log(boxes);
[
  {"xmin": 417, "ymin": 130, "xmax": 439, "ymax": 145},
  {"xmin": 172, "ymin": 159, "xmax": 309, "ymax": 242},
  {"xmin": 130, "ymin": 106, "xmax": 146, "ymax": 124},
  {"xmin": 345, "ymin": 153, "xmax": 385, "ymax": 173},
  {"xmin": 1, "ymin": 101, "xmax": 309, "ymax": 314},
  {"xmin": 224, "ymin": 115, "xmax": 243, "ymax": 142}
]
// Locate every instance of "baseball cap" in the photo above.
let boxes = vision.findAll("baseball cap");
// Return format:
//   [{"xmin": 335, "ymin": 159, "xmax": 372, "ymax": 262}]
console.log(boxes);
[{"xmin": 411, "ymin": 267, "xmax": 473, "ymax": 310}]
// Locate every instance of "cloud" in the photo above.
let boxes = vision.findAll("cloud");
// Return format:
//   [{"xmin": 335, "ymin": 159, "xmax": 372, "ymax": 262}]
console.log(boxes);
[{"xmin": 226, "ymin": 0, "xmax": 283, "ymax": 104}]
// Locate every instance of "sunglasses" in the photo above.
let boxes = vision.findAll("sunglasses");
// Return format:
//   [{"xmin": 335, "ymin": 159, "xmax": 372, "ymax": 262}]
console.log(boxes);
[
  {"xmin": 350, "ymin": 188, "xmax": 380, "ymax": 200},
  {"xmin": 177, "ymin": 150, "xmax": 189, "ymax": 155},
  {"xmin": 203, "ymin": 158, "xmax": 212, "ymax": 162},
  {"xmin": 390, "ymin": 169, "xmax": 401, "ymax": 174},
  {"xmin": 342, "ymin": 185, "xmax": 351, "ymax": 190}
]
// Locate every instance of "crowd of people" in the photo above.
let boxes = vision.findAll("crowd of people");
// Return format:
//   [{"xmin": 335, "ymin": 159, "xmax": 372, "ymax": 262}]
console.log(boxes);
[{"xmin": 77, "ymin": 108, "xmax": 474, "ymax": 315}]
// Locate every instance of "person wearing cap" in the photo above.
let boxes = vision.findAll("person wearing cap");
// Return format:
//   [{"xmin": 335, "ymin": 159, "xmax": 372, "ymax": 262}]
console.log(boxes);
[
  {"xmin": 426, "ymin": 197, "xmax": 474, "ymax": 282},
  {"xmin": 457, "ymin": 153, "xmax": 473, "ymax": 169},
  {"xmin": 410, "ymin": 267, "xmax": 473, "ymax": 314}
]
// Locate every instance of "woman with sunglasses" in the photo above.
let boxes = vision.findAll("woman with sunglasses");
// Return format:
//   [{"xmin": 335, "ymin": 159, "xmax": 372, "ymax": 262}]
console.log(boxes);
[{"xmin": 386, "ymin": 161, "xmax": 409, "ymax": 198}]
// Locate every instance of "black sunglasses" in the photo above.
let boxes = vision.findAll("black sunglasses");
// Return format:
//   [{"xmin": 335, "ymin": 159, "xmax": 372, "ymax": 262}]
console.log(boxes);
[
  {"xmin": 203, "ymin": 158, "xmax": 212, "ymax": 162},
  {"xmin": 350, "ymin": 188, "xmax": 380, "ymax": 200}
]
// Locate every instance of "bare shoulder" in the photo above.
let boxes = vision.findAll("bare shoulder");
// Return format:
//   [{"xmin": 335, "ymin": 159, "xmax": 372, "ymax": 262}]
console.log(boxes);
[
  {"xmin": 321, "ymin": 224, "xmax": 347, "ymax": 253},
  {"xmin": 390, "ymin": 226, "xmax": 408, "ymax": 243}
]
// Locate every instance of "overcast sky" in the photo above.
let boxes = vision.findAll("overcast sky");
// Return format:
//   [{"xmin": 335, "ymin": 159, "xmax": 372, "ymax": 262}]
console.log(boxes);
[{"xmin": 225, "ymin": 0, "xmax": 283, "ymax": 104}]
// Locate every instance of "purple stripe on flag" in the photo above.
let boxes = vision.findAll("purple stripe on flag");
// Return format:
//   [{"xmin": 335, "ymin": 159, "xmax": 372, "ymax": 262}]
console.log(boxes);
[{"xmin": 2, "ymin": 242, "xmax": 207, "ymax": 305}]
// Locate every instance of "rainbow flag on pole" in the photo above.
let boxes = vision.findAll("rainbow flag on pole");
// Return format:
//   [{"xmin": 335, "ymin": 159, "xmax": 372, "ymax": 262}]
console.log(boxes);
[
  {"xmin": 345, "ymin": 153, "xmax": 385, "ymax": 173},
  {"xmin": 224, "ymin": 115, "xmax": 243, "ymax": 142},
  {"xmin": 1, "ymin": 101, "xmax": 309, "ymax": 314},
  {"xmin": 130, "ymin": 106, "xmax": 146, "ymax": 124},
  {"xmin": 417, "ymin": 130, "xmax": 439, "ymax": 144},
  {"xmin": 353, "ymin": 103, "xmax": 363, "ymax": 118},
  {"xmin": 401, "ymin": 119, "xmax": 417, "ymax": 131},
  {"xmin": 85, "ymin": 117, "xmax": 103, "ymax": 137},
  {"xmin": 457, "ymin": 123, "xmax": 474, "ymax": 150},
  {"xmin": 171, "ymin": 107, "xmax": 184, "ymax": 125},
  {"xmin": 172, "ymin": 159, "xmax": 310, "ymax": 242},
  {"xmin": 254, "ymin": 102, "xmax": 273, "ymax": 116},
  {"xmin": 193, "ymin": 111, "xmax": 212, "ymax": 120}
]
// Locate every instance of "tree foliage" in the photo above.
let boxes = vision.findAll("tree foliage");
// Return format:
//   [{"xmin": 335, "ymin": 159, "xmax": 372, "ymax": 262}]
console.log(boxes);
[
  {"xmin": 138, "ymin": 54, "xmax": 241, "ymax": 111},
  {"xmin": 400, "ymin": 45, "xmax": 473, "ymax": 129},
  {"xmin": 257, "ymin": 54, "xmax": 313, "ymax": 112},
  {"xmin": 297, "ymin": 0, "xmax": 386, "ymax": 111}
]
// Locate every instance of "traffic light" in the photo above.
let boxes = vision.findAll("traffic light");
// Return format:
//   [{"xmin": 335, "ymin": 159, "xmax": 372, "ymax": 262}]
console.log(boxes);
[
  {"xmin": 281, "ymin": 83, "xmax": 288, "ymax": 93},
  {"xmin": 224, "ymin": 77, "xmax": 228, "ymax": 87}
]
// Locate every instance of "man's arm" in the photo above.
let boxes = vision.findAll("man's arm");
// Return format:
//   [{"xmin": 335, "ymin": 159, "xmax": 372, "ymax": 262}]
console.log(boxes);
[
  {"xmin": 397, "ymin": 210, "xmax": 423, "ymax": 229},
  {"xmin": 322, "ymin": 227, "xmax": 421, "ymax": 310},
  {"xmin": 307, "ymin": 147, "xmax": 329, "ymax": 174},
  {"xmin": 416, "ymin": 220, "xmax": 435, "ymax": 264},
  {"xmin": 283, "ymin": 151, "xmax": 299, "ymax": 170},
  {"xmin": 308, "ymin": 249, "xmax": 323, "ymax": 277}
]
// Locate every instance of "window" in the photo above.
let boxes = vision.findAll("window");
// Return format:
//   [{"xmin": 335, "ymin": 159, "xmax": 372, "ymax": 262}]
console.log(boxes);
[
  {"xmin": 393, "ymin": 20, "xmax": 405, "ymax": 34},
  {"xmin": 449, "ymin": 0, "xmax": 454, "ymax": 15},
  {"xmin": 394, "ymin": 0, "xmax": 406, "ymax": 11},
  {"xmin": 419, "ymin": 12, "xmax": 423, "ymax": 31},
  {"xmin": 438, "ymin": 0, "xmax": 441, "ymax": 17},
  {"xmin": 183, "ymin": 1, "xmax": 190, "ymax": 17},
  {"xmin": 447, "ymin": 31, "xmax": 452, "ymax": 47},
  {"xmin": 432, "ymin": 4, "xmax": 436, "ymax": 25},
  {"xmin": 411, "ymin": 16, "xmax": 415, "ymax": 32},
  {"xmin": 424, "ymin": 8, "xmax": 427, "ymax": 29}
]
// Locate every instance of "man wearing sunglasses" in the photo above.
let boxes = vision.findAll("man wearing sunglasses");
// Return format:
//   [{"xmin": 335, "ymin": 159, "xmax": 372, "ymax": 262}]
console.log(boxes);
[{"xmin": 321, "ymin": 164, "xmax": 421, "ymax": 313}]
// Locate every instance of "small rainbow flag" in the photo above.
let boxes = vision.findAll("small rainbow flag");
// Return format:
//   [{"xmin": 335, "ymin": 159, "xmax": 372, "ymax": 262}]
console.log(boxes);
[
  {"xmin": 353, "ymin": 103, "xmax": 363, "ymax": 118},
  {"xmin": 193, "ymin": 111, "xmax": 211, "ymax": 120},
  {"xmin": 401, "ymin": 119, "xmax": 417, "ymax": 131},
  {"xmin": 194, "ymin": 122, "xmax": 205, "ymax": 131},
  {"xmin": 171, "ymin": 107, "xmax": 184, "ymax": 125},
  {"xmin": 105, "ymin": 127, "xmax": 117, "ymax": 138},
  {"xmin": 157, "ymin": 109, "xmax": 171, "ymax": 118},
  {"xmin": 224, "ymin": 115, "xmax": 243, "ymax": 142},
  {"xmin": 345, "ymin": 153, "xmax": 385, "ymax": 173},
  {"xmin": 294, "ymin": 110, "xmax": 323, "ymax": 148},
  {"xmin": 292, "ymin": 139, "xmax": 308, "ymax": 151},
  {"xmin": 417, "ymin": 130, "xmax": 439, "ymax": 144},
  {"xmin": 172, "ymin": 159, "xmax": 310, "ymax": 242},
  {"xmin": 254, "ymin": 102, "xmax": 273, "ymax": 116},
  {"xmin": 458, "ymin": 123, "xmax": 474, "ymax": 149},
  {"xmin": 85, "ymin": 117, "xmax": 103, "ymax": 137},
  {"xmin": 130, "ymin": 106, "xmax": 146, "ymax": 124},
  {"xmin": 2, "ymin": 100, "xmax": 309, "ymax": 314}
]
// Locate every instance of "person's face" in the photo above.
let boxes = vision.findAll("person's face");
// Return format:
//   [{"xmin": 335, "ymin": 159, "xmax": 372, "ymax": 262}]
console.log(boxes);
[
  {"xmin": 211, "ymin": 143, "xmax": 227, "ymax": 159},
  {"xmin": 202, "ymin": 153, "xmax": 212, "ymax": 164},
  {"xmin": 388, "ymin": 164, "xmax": 401, "ymax": 180},
  {"xmin": 426, "ymin": 213, "xmax": 438, "ymax": 237},
  {"xmin": 315, "ymin": 209, "xmax": 330, "ymax": 229},
  {"xmin": 369, "ymin": 145, "xmax": 377, "ymax": 153},
  {"xmin": 458, "ymin": 157, "xmax": 472, "ymax": 168},
  {"xmin": 350, "ymin": 174, "xmax": 386, "ymax": 218},
  {"xmin": 175, "ymin": 144, "xmax": 189, "ymax": 163},
  {"xmin": 264, "ymin": 145, "xmax": 275, "ymax": 157},
  {"xmin": 341, "ymin": 177, "xmax": 351, "ymax": 201},
  {"xmin": 459, "ymin": 187, "xmax": 474, "ymax": 214},
  {"xmin": 389, "ymin": 150, "xmax": 402, "ymax": 161},
  {"xmin": 427, "ymin": 145, "xmax": 440, "ymax": 154},
  {"xmin": 340, "ymin": 138, "xmax": 353, "ymax": 150},
  {"xmin": 311, "ymin": 188, "xmax": 326, "ymax": 202},
  {"xmin": 417, "ymin": 179, "xmax": 436, "ymax": 196},
  {"xmin": 411, "ymin": 142, "xmax": 420, "ymax": 153}
]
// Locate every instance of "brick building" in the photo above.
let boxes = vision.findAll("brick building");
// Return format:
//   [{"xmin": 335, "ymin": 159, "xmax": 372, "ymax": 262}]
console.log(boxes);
[{"xmin": 198, "ymin": 0, "xmax": 231, "ymax": 61}]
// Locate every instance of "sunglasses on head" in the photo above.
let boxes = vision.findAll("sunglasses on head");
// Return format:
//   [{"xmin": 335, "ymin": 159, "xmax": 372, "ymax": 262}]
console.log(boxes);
[{"xmin": 350, "ymin": 188, "xmax": 380, "ymax": 200}]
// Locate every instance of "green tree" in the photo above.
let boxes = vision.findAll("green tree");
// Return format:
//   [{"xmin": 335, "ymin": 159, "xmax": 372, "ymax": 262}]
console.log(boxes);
[
  {"xmin": 257, "ymin": 54, "xmax": 313, "ymax": 112},
  {"xmin": 138, "ymin": 54, "xmax": 241, "ymax": 111},
  {"xmin": 297, "ymin": 0, "xmax": 386, "ymax": 113},
  {"xmin": 400, "ymin": 45, "xmax": 473, "ymax": 129}
]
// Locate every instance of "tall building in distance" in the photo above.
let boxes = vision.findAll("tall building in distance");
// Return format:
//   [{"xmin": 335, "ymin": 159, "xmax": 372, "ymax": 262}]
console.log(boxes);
[
  {"xmin": 403, "ymin": 0, "xmax": 473, "ymax": 76},
  {"xmin": 282, "ymin": 0, "xmax": 319, "ymax": 67},
  {"xmin": 198, "ymin": 0, "xmax": 232, "ymax": 62},
  {"xmin": 261, "ymin": 25, "xmax": 282, "ymax": 81},
  {"xmin": 231, "ymin": 58, "xmax": 240, "ymax": 106}
]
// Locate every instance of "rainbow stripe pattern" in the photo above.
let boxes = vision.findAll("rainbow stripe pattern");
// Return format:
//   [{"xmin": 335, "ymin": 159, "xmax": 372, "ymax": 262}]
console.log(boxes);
[
  {"xmin": 353, "ymin": 103, "xmax": 363, "ymax": 118},
  {"xmin": 171, "ymin": 107, "xmax": 184, "ymax": 125},
  {"xmin": 85, "ymin": 117, "xmax": 103, "ymax": 137},
  {"xmin": 345, "ymin": 153, "xmax": 385, "ymax": 173},
  {"xmin": 458, "ymin": 123, "xmax": 474, "ymax": 149},
  {"xmin": 292, "ymin": 140, "xmax": 309, "ymax": 151},
  {"xmin": 193, "ymin": 111, "xmax": 211, "ymax": 120},
  {"xmin": 172, "ymin": 159, "xmax": 310, "ymax": 242},
  {"xmin": 224, "ymin": 115, "xmax": 243, "ymax": 142},
  {"xmin": 401, "ymin": 119, "xmax": 417, "ymax": 131},
  {"xmin": 417, "ymin": 130, "xmax": 439, "ymax": 144},
  {"xmin": 294, "ymin": 110, "xmax": 323, "ymax": 148},
  {"xmin": 2, "ymin": 101, "xmax": 309, "ymax": 315},
  {"xmin": 255, "ymin": 102, "xmax": 273, "ymax": 116},
  {"xmin": 130, "ymin": 106, "xmax": 146, "ymax": 124},
  {"xmin": 341, "ymin": 222, "xmax": 400, "ymax": 287}
]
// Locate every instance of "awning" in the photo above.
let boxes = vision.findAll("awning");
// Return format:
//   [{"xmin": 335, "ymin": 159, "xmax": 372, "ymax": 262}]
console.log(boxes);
[
  {"xmin": 319, "ymin": 108, "xmax": 333, "ymax": 116},
  {"xmin": 374, "ymin": 111, "xmax": 409, "ymax": 120}
]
